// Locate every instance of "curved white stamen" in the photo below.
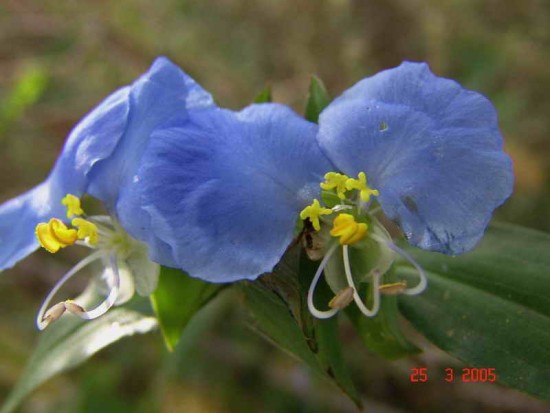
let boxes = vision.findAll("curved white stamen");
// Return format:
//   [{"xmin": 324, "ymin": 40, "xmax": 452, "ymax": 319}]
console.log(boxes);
[
  {"xmin": 36, "ymin": 252, "xmax": 121, "ymax": 330},
  {"xmin": 343, "ymin": 245, "xmax": 381, "ymax": 317},
  {"xmin": 369, "ymin": 233, "xmax": 427, "ymax": 296},
  {"xmin": 36, "ymin": 250, "xmax": 103, "ymax": 330},
  {"xmin": 307, "ymin": 243, "xmax": 339, "ymax": 319},
  {"xmin": 80, "ymin": 253, "xmax": 120, "ymax": 319}
]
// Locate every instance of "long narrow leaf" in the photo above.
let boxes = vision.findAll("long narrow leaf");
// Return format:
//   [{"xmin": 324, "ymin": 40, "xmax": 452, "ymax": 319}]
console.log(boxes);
[
  {"xmin": 398, "ymin": 223, "xmax": 550, "ymax": 398},
  {"xmin": 1, "ymin": 308, "xmax": 156, "ymax": 413}
]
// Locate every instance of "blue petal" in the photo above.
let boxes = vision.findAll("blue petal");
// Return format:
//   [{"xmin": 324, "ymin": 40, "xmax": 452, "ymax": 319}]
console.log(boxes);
[
  {"xmin": 88, "ymin": 56, "xmax": 213, "ymax": 208},
  {"xmin": 128, "ymin": 104, "xmax": 333, "ymax": 282},
  {"xmin": 317, "ymin": 62, "xmax": 514, "ymax": 254},
  {"xmin": 0, "ymin": 57, "xmax": 212, "ymax": 270},
  {"xmin": 0, "ymin": 183, "xmax": 60, "ymax": 270},
  {"xmin": 0, "ymin": 86, "xmax": 130, "ymax": 271}
]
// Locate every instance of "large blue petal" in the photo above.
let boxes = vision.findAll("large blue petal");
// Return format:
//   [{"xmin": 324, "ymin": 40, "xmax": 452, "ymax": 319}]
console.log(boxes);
[
  {"xmin": 317, "ymin": 62, "xmax": 514, "ymax": 254},
  {"xmin": 0, "ymin": 183, "xmax": 60, "ymax": 270},
  {"xmin": 0, "ymin": 57, "xmax": 212, "ymax": 271},
  {"xmin": 0, "ymin": 86, "xmax": 130, "ymax": 271},
  {"xmin": 88, "ymin": 56, "xmax": 213, "ymax": 208},
  {"xmin": 129, "ymin": 104, "xmax": 333, "ymax": 282}
]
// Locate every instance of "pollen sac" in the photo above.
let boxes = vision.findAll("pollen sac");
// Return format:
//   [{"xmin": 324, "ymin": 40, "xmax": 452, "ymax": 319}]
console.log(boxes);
[
  {"xmin": 320, "ymin": 172, "xmax": 350, "ymax": 199},
  {"xmin": 328, "ymin": 286, "xmax": 354, "ymax": 310},
  {"xmin": 299, "ymin": 199, "xmax": 332, "ymax": 231},
  {"xmin": 35, "ymin": 218, "xmax": 78, "ymax": 253},
  {"xmin": 345, "ymin": 172, "xmax": 379, "ymax": 203},
  {"xmin": 330, "ymin": 213, "xmax": 368, "ymax": 245},
  {"xmin": 72, "ymin": 218, "xmax": 99, "ymax": 245},
  {"xmin": 379, "ymin": 281, "xmax": 408, "ymax": 295},
  {"xmin": 64, "ymin": 300, "xmax": 86, "ymax": 315},
  {"xmin": 42, "ymin": 302, "xmax": 67, "ymax": 327},
  {"xmin": 61, "ymin": 194, "xmax": 84, "ymax": 218}
]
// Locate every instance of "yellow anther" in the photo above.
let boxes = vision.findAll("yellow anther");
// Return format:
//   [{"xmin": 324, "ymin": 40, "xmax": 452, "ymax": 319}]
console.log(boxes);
[
  {"xmin": 35, "ymin": 218, "xmax": 78, "ymax": 253},
  {"xmin": 379, "ymin": 281, "xmax": 408, "ymax": 295},
  {"xmin": 320, "ymin": 172, "xmax": 350, "ymax": 199},
  {"xmin": 330, "ymin": 213, "xmax": 368, "ymax": 245},
  {"xmin": 300, "ymin": 199, "xmax": 333, "ymax": 231},
  {"xmin": 61, "ymin": 194, "xmax": 84, "ymax": 218},
  {"xmin": 72, "ymin": 218, "xmax": 99, "ymax": 245},
  {"xmin": 328, "ymin": 287, "xmax": 355, "ymax": 310},
  {"xmin": 345, "ymin": 172, "xmax": 380, "ymax": 203}
]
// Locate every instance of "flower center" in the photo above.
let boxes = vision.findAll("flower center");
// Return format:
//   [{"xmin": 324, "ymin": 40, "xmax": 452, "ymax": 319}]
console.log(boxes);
[
  {"xmin": 34, "ymin": 194, "xmax": 154, "ymax": 330},
  {"xmin": 300, "ymin": 171, "xmax": 427, "ymax": 319}
]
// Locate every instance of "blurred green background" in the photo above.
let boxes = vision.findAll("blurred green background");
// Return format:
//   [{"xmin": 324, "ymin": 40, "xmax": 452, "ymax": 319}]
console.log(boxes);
[{"xmin": 0, "ymin": 0, "xmax": 549, "ymax": 412}]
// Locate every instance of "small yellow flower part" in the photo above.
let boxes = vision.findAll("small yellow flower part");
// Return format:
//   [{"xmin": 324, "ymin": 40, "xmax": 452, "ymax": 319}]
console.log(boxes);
[
  {"xmin": 328, "ymin": 286, "xmax": 355, "ymax": 310},
  {"xmin": 345, "ymin": 172, "xmax": 380, "ymax": 202},
  {"xmin": 379, "ymin": 281, "xmax": 408, "ymax": 295},
  {"xmin": 36, "ymin": 218, "xmax": 78, "ymax": 253},
  {"xmin": 61, "ymin": 194, "xmax": 84, "ymax": 218},
  {"xmin": 300, "ymin": 199, "xmax": 333, "ymax": 231},
  {"xmin": 72, "ymin": 218, "xmax": 99, "ymax": 245},
  {"xmin": 320, "ymin": 172, "xmax": 350, "ymax": 199},
  {"xmin": 330, "ymin": 213, "xmax": 368, "ymax": 245}
]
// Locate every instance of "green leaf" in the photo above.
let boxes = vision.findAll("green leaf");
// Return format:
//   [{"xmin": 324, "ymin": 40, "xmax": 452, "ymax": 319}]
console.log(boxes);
[
  {"xmin": 242, "ymin": 281, "xmax": 324, "ymax": 375},
  {"xmin": 1, "ymin": 308, "xmax": 156, "ymax": 413},
  {"xmin": 314, "ymin": 316, "xmax": 360, "ymax": 403},
  {"xmin": 346, "ymin": 285, "xmax": 421, "ymax": 359},
  {"xmin": 304, "ymin": 75, "xmax": 330, "ymax": 123},
  {"xmin": 243, "ymin": 247, "xmax": 361, "ymax": 408},
  {"xmin": 397, "ymin": 223, "xmax": 550, "ymax": 399},
  {"xmin": 150, "ymin": 266, "xmax": 222, "ymax": 351},
  {"xmin": 298, "ymin": 252, "xmax": 361, "ymax": 406},
  {"xmin": 253, "ymin": 85, "xmax": 272, "ymax": 103}
]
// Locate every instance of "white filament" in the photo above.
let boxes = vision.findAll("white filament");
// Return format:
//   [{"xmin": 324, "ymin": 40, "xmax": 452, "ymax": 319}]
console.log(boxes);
[
  {"xmin": 36, "ymin": 251, "xmax": 121, "ymax": 330},
  {"xmin": 342, "ymin": 245, "xmax": 381, "ymax": 317},
  {"xmin": 369, "ymin": 233, "xmax": 427, "ymax": 296},
  {"xmin": 79, "ymin": 253, "xmax": 120, "ymax": 319},
  {"xmin": 307, "ymin": 243, "xmax": 339, "ymax": 319}
]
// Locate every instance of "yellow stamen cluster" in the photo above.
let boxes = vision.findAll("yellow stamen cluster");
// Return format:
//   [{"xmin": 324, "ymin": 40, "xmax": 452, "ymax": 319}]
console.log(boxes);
[
  {"xmin": 330, "ymin": 213, "xmax": 368, "ymax": 245},
  {"xmin": 320, "ymin": 172, "xmax": 349, "ymax": 199},
  {"xmin": 61, "ymin": 194, "xmax": 84, "ymax": 218},
  {"xmin": 346, "ymin": 172, "xmax": 380, "ymax": 202},
  {"xmin": 300, "ymin": 171, "xmax": 379, "ymax": 238},
  {"xmin": 345, "ymin": 172, "xmax": 379, "ymax": 203},
  {"xmin": 299, "ymin": 199, "xmax": 332, "ymax": 231},
  {"xmin": 36, "ymin": 218, "xmax": 78, "ymax": 253},
  {"xmin": 35, "ymin": 194, "xmax": 98, "ymax": 253}
]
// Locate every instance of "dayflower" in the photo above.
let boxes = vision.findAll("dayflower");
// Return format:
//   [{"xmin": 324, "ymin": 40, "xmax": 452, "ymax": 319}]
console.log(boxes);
[
  {"xmin": 0, "ymin": 57, "xmax": 214, "ymax": 328},
  {"xmin": 119, "ymin": 61, "xmax": 512, "ymax": 323},
  {"xmin": 124, "ymin": 103, "xmax": 334, "ymax": 282},
  {"xmin": 304, "ymin": 62, "xmax": 514, "ymax": 318}
]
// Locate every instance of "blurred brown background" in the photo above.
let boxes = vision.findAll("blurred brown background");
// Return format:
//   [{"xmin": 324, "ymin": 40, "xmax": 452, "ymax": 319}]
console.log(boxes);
[{"xmin": 0, "ymin": 0, "xmax": 549, "ymax": 412}]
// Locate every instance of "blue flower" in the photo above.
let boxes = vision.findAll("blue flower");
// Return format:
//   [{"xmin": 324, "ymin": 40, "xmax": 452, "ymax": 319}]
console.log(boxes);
[
  {"xmin": 0, "ymin": 57, "xmax": 213, "ymax": 328},
  {"xmin": 123, "ymin": 104, "xmax": 334, "ymax": 282},
  {"xmin": 304, "ymin": 62, "xmax": 514, "ymax": 319},
  {"xmin": 317, "ymin": 62, "xmax": 514, "ymax": 255}
]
